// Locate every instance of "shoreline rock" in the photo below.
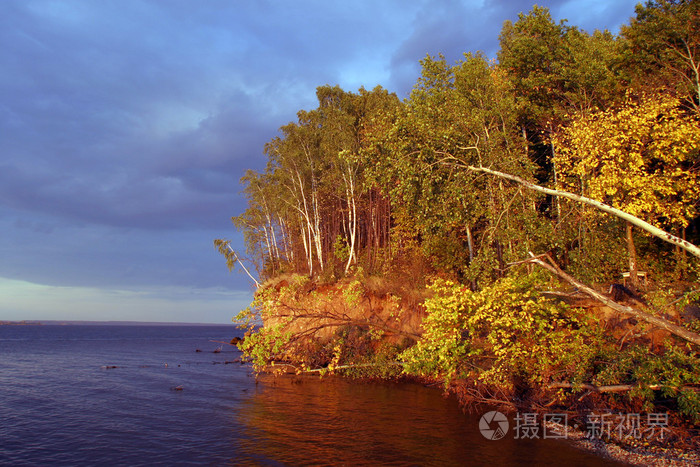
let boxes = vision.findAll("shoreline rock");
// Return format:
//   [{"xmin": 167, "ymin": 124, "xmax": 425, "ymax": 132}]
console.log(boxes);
[{"xmin": 544, "ymin": 419, "xmax": 699, "ymax": 466}]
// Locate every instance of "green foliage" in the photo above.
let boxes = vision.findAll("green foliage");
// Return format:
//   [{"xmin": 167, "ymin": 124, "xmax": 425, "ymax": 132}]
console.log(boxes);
[
  {"xmin": 677, "ymin": 288, "xmax": 700, "ymax": 313},
  {"xmin": 554, "ymin": 94, "xmax": 700, "ymax": 227},
  {"xmin": 678, "ymin": 388, "xmax": 700, "ymax": 423},
  {"xmin": 594, "ymin": 343, "xmax": 700, "ymax": 421},
  {"xmin": 368, "ymin": 52, "xmax": 548, "ymax": 283},
  {"xmin": 237, "ymin": 321, "xmax": 294, "ymax": 371},
  {"xmin": 684, "ymin": 319, "xmax": 700, "ymax": 335},
  {"xmin": 400, "ymin": 275, "xmax": 599, "ymax": 389},
  {"xmin": 233, "ymin": 283, "xmax": 272, "ymax": 327},
  {"xmin": 233, "ymin": 283, "xmax": 294, "ymax": 371},
  {"xmin": 498, "ymin": 5, "xmax": 623, "ymax": 127},
  {"xmin": 498, "ymin": 5, "xmax": 571, "ymax": 125},
  {"xmin": 218, "ymin": 1, "xmax": 700, "ymax": 430},
  {"xmin": 620, "ymin": 0, "xmax": 700, "ymax": 114},
  {"xmin": 552, "ymin": 210, "xmax": 628, "ymax": 284},
  {"xmin": 552, "ymin": 94, "xmax": 700, "ymax": 280},
  {"xmin": 342, "ymin": 278, "xmax": 364, "ymax": 309},
  {"xmin": 326, "ymin": 325, "xmax": 406, "ymax": 379},
  {"xmin": 333, "ymin": 235, "xmax": 350, "ymax": 264}
]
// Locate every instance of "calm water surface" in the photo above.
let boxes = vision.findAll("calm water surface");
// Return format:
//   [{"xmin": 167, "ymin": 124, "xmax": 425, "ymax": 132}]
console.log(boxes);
[{"xmin": 0, "ymin": 324, "xmax": 623, "ymax": 465}]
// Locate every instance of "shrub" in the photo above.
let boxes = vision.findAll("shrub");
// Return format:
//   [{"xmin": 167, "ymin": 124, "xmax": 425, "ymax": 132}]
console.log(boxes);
[{"xmin": 400, "ymin": 275, "xmax": 601, "ymax": 390}]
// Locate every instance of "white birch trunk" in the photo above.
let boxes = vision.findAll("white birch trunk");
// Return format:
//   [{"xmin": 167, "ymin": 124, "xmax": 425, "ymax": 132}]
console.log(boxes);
[
  {"xmin": 463, "ymin": 164, "xmax": 700, "ymax": 259},
  {"xmin": 343, "ymin": 165, "xmax": 358, "ymax": 274}
]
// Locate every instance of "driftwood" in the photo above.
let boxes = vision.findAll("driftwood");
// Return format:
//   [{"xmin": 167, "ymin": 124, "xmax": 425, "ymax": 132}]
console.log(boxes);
[
  {"xmin": 260, "ymin": 361, "xmax": 403, "ymax": 374},
  {"xmin": 548, "ymin": 381, "xmax": 700, "ymax": 404},
  {"xmin": 302, "ymin": 362, "xmax": 403, "ymax": 373},
  {"xmin": 525, "ymin": 252, "xmax": 700, "ymax": 347},
  {"xmin": 548, "ymin": 382, "xmax": 664, "ymax": 393}
]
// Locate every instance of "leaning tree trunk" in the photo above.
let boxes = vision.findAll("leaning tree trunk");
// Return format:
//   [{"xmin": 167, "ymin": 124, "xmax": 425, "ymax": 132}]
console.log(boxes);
[
  {"xmin": 526, "ymin": 252, "xmax": 700, "ymax": 347},
  {"xmin": 455, "ymin": 163, "xmax": 700, "ymax": 259},
  {"xmin": 432, "ymin": 157, "xmax": 700, "ymax": 346},
  {"xmin": 625, "ymin": 222, "xmax": 639, "ymax": 289}
]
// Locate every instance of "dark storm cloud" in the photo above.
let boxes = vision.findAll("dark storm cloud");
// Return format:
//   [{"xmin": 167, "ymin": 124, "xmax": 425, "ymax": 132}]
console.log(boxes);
[
  {"xmin": 3, "ymin": 0, "xmax": 639, "ymax": 233},
  {"xmin": 386, "ymin": 0, "xmax": 639, "ymax": 96},
  {"xmin": 0, "ymin": 0, "xmax": 641, "ymax": 321},
  {"xmin": 0, "ymin": 1, "xmax": 404, "ymax": 231},
  {"xmin": 0, "ymin": 1, "xmax": 268, "ymax": 230}
]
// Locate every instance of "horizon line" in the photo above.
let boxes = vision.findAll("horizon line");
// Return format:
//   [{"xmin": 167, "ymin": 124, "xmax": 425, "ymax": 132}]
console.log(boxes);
[{"xmin": 1, "ymin": 319, "xmax": 236, "ymax": 326}]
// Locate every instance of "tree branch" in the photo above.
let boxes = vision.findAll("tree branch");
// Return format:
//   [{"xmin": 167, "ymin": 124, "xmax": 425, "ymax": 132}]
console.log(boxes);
[
  {"xmin": 548, "ymin": 382, "xmax": 663, "ymax": 393},
  {"xmin": 449, "ymin": 162, "xmax": 700, "ymax": 259},
  {"xmin": 526, "ymin": 252, "xmax": 700, "ymax": 347},
  {"xmin": 214, "ymin": 240, "xmax": 261, "ymax": 288}
]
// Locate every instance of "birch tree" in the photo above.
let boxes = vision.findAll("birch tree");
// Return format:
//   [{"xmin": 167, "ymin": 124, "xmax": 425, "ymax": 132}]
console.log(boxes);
[{"xmin": 552, "ymin": 94, "xmax": 700, "ymax": 285}]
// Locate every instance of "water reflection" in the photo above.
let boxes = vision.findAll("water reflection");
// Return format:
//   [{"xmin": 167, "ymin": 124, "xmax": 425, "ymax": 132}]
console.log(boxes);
[{"xmin": 234, "ymin": 375, "xmax": 623, "ymax": 466}]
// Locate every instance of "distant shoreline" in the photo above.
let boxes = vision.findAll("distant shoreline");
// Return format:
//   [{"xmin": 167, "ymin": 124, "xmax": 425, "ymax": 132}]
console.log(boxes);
[
  {"xmin": 1, "ymin": 320, "xmax": 236, "ymax": 326},
  {"xmin": 0, "ymin": 320, "xmax": 43, "ymax": 326}
]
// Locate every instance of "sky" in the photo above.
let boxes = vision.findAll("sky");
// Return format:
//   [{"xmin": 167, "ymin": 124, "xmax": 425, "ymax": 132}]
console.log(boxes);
[{"xmin": 0, "ymin": 0, "xmax": 641, "ymax": 323}]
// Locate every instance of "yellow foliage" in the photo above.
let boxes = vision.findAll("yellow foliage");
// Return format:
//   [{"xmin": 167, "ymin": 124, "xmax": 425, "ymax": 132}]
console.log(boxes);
[
  {"xmin": 553, "ymin": 95, "xmax": 700, "ymax": 228},
  {"xmin": 399, "ymin": 277, "xmax": 598, "ymax": 389}
]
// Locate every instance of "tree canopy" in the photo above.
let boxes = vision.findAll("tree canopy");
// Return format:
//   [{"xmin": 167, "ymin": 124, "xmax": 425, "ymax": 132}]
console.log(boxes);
[
  {"xmin": 222, "ymin": 4, "xmax": 700, "ymax": 290},
  {"xmin": 219, "ymin": 3, "xmax": 700, "ymax": 432}
]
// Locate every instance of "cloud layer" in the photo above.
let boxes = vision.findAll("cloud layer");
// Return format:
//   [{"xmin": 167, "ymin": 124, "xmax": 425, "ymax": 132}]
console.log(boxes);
[{"xmin": 0, "ymin": 0, "xmax": 639, "ymax": 322}]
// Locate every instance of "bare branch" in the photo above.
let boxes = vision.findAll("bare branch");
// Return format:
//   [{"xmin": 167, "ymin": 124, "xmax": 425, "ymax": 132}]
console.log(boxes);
[{"xmin": 526, "ymin": 252, "xmax": 700, "ymax": 347}]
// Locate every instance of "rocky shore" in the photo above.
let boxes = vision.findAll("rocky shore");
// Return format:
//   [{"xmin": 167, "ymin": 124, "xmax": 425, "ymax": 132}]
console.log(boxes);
[{"xmin": 544, "ymin": 419, "xmax": 699, "ymax": 466}]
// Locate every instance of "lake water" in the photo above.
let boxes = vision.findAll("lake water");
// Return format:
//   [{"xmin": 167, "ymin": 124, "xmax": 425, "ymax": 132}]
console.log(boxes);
[{"xmin": 0, "ymin": 324, "xmax": 623, "ymax": 465}]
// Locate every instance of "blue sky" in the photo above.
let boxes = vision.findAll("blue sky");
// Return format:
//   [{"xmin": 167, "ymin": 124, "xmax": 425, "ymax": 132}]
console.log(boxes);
[{"xmin": 0, "ymin": 0, "xmax": 641, "ymax": 323}]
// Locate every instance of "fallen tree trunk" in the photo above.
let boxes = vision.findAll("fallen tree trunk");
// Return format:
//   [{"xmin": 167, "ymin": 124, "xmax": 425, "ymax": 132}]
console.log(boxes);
[
  {"xmin": 260, "ymin": 361, "xmax": 403, "ymax": 374},
  {"xmin": 526, "ymin": 252, "xmax": 700, "ymax": 347},
  {"xmin": 549, "ymin": 381, "xmax": 700, "ymax": 395},
  {"xmin": 445, "ymin": 159, "xmax": 700, "ymax": 344},
  {"xmin": 456, "ymin": 163, "xmax": 700, "ymax": 259},
  {"xmin": 548, "ymin": 382, "xmax": 664, "ymax": 393},
  {"xmin": 303, "ymin": 362, "xmax": 404, "ymax": 373}
]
